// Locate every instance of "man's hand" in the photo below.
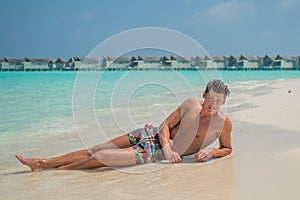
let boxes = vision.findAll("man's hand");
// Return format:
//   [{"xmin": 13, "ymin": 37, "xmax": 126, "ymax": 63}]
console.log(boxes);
[
  {"xmin": 194, "ymin": 148, "xmax": 214, "ymax": 162},
  {"xmin": 163, "ymin": 147, "xmax": 182, "ymax": 163}
]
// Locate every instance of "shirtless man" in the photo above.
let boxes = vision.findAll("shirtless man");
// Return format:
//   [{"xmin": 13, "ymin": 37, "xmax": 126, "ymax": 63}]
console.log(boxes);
[{"xmin": 16, "ymin": 79, "xmax": 232, "ymax": 171}]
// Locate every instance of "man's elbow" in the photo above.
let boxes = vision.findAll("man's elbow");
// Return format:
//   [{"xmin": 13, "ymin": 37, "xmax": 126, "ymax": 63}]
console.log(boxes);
[
  {"xmin": 227, "ymin": 148, "xmax": 232, "ymax": 155},
  {"xmin": 220, "ymin": 146, "xmax": 232, "ymax": 157}
]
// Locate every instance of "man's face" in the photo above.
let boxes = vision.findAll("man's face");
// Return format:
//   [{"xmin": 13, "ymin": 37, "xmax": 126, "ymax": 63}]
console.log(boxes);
[{"xmin": 202, "ymin": 90, "xmax": 225, "ymax": 115}]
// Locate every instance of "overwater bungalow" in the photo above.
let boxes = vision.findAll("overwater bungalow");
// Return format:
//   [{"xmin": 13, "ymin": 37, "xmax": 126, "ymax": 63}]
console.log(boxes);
[
  {"xmin": 136, "ymin": 56, "xmax": 161, "ymax": 70},
  {"xmin": 0, "ymin": 59, "xmax": 4, "ymax": 70},
  {"xmin": 23, "ymin": 58, "xmax": 50, "ymax": 71},
  {"xmin": 274, "ymin": 55, "xmax": 296, "ymax": 70},
  {"xmin": 130, "ymin": 56, "xmax": 139, "ymax": 69},
  {"xmin": 262, "ymin": 55, "xmax": 276, "ymax": 70},
  {"xmin": 190, "ymin": 55, "xmax": 226, "ymax": 70},
  {"xmin": 54, "ymin": 58, "xmax": 67, "ymax": 70},
  {"xmin": 201, "ymin": 56, "xmax": 226, "ymax": 70},
  {"xmin": 103, "ymin": 56, "xmax": 130, "ymax": 70},
  {"xmin": 1, "ymin": 58, "xmax": 24, "ymax": 71},
  {"xmin": 211, "ymin": 56, "xmax": 226, "ymax": 70},
  {"xmin": 1, "ymin": 54, "xmax": 300, "ymax": 72},
  {"xmin": 68, "ymin": 56, "xmax": 99, "ymax": 70},
  {"xmin": 170, "ymin": 55, "xmax": 193, "ymax": 70},
  {"xmin": 238, "ymin": 55, "xmax": 261, "ymax": 70},
  {"xmin": 49, "ymin": 58, "xmax": 67, "ymax": 70},
  {"xmin": 226, "ymin": 55, "xmax": 239, "ymax": 70},
  {"xmin": 160, "ymin": 56, "xmax": 172, "ymax": 70},
  {"xmin": 192, "ymin": 56, "xmax": 205, "ymax": 70}
]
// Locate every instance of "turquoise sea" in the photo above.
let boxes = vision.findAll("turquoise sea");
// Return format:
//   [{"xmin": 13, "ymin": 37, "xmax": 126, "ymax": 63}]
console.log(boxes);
[{"xmin": 1, "ymin": 70, "xmax": 300, "ymax": 138}]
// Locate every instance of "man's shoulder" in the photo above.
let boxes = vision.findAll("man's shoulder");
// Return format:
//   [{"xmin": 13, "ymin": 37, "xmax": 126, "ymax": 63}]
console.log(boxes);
[
  {"xmin": 216, "ymin": 110, "xmax": 231, "ymax": 120},
  {"xmin": 217, "ymin": 111, "xmax": 232, "ymax": 126},
  {"xmin": 181, "ymin": 98, "xmax": 203, "ymax": 113},
  {"xmin": 182, "ymin": 98, "xmax": 203, "ymax": 106}
]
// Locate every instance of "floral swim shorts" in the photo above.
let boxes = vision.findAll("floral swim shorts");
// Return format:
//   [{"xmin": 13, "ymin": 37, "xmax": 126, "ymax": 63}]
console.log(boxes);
[{"xmin": 127, "ymin": 124, "xmax": 165, "ymax": 164}]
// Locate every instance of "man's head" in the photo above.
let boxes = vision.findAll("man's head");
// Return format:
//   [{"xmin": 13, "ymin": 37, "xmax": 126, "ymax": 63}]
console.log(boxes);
[
  {"xmin": 202, "ymin": 80, "xmax": 230, "ymax": 115},
  {"xmin": 204, "ymin": 79, "xmax": 230, "ymax": 99}
]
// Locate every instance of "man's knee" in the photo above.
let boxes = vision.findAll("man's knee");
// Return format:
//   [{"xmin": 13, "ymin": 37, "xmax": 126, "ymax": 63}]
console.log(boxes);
[
  {"xmin": 88, "ymin": 144, "xmax": 103, "ymax": 155},
  {"xmin": 91, "ymin": 150, "xmax": 108, "ymax": 163}
]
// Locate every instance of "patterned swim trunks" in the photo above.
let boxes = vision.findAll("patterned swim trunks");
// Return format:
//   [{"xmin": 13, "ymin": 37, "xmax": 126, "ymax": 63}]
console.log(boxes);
[{"xmin": 127, "ymin": 124, "xmax": 165, "ymax": 164}]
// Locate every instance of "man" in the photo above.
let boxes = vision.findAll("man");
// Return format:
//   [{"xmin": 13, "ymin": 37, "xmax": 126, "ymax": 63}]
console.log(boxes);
[{"xmin": 16, "ymin": 79, "xmax": 232, "ymax": 172}]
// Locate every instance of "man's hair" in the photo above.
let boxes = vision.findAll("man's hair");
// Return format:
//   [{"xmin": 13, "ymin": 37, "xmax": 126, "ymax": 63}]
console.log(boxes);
[{"xmin": 205, "ymin": 80, "xmax": 230, "ymax": 98}]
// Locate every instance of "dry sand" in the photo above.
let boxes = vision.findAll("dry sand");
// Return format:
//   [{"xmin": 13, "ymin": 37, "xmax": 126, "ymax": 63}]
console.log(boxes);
[{"xmin": 1, "ymin": 78, "xmax": 300, "ymax": 200}]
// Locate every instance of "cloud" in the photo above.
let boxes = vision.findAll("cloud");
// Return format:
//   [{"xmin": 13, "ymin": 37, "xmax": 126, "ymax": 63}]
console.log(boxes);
[
  {"xmin": 82, "ymin": 11, "xmax": 96, "ymax": 20},
  {"xmin": 278, "ymin": 0, "xmax": 300, "ymax": 11},
  {"xmin": 73, "ymin": 11, "xmax": 97, "ymax": 21},
  {"xmin": 192, "ymin": 0, "xmax": 256, "ymax": 22}
]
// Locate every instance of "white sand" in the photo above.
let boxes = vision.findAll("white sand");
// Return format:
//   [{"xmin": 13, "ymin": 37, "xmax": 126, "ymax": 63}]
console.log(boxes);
[
  {"xmin": 232, "ymin": 79, "xmax": 300, "ymax": 132},
  {"xmin": 1, "ymin": 78, "xmax": 300, "ymax": 200}
]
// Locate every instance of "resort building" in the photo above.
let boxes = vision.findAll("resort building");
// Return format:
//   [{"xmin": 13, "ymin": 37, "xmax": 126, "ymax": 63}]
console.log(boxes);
[
  {"xmin": 192, "ymin": 56, "xmax": 226, "ymax": 70},
  {"xmin": 0, "ymin": 58, "xmax": 24, "ymax": 71},
  {"xmin": 23, "ymin": 58, "xmax": 51, "ymax": 71},
  {"xmin": 238, "ymin": 55, "xmax": 261, "ymax": 70},
  {"xmin": 0, "ymin": 59, "xmax": 3, "ymax": 70},
  {"xmin": 209, "ymin": 56, "xmax": 226, "ymax": 70},
  {"xmin": 262, "ymin": 55, "xmax": 275, "ymax": 70},
  {"xmin": 103, "ymin": 56, "xmax": 130, "ymax": 70},
  {"xmin": 274, "ymin": 55, "xmax": 296, "ymax": 70},
  {"xmin": 67, "ymin": 56, "xmax": 99, "ymax": 70},
  {"xmin": 0, "ymin": 54, "xmax": 300, "ymax": 71},
  {"xmin": 53, "ymin": 58, "xmax": 67, "ymax": 70},
  {"xmin": 226, "ymin": 55, "xmax": 239, "ymax": 70},
  {"xmin": 169, "ymin": 56, "xmax": 193, "ymax": 70},
  {"xmin": 192, "ymin": 56, "xmax": 205, "ymax": 70},
  {"xmin": 133, "ymin": 56, "xmax": 161, "ymax": 70},
  {"xmin": 160, "ymin": 56, "xmax": 172, "ymax": 70}
]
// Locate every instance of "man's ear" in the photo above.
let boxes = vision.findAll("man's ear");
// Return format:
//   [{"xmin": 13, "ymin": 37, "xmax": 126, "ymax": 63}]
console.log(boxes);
[{"xmin": 202, "ymin": 92, "xmax": 207, "ymax": 99}]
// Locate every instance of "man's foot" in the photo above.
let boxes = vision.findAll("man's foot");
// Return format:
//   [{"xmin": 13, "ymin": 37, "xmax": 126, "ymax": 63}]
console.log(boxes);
[{"xmin": 15, "ymin": 155, "xmax": 49, "ymax": 172}]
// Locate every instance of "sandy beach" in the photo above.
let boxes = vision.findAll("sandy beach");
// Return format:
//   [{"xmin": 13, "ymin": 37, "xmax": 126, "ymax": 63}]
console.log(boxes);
[{"xmin": 1, "ymin": 78, "xmax": 300, "ymax": 200}]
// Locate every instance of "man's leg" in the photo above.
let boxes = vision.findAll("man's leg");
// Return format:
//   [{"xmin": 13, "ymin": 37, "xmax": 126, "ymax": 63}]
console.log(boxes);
[
  {"xmin": 58, "ymin": 147, "xmax": 136, "ymax": 170},
  {"xmin": 16, "ymin": 134, "xmax": 132, "ymax": 171}
]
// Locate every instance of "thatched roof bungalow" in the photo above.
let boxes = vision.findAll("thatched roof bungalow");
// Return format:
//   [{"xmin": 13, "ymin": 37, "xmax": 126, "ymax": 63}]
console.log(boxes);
[
  {"xmin": 297, "ymin": 56, "xmax": 300, "ymax": 70},
  {"xmin": 274, "ymin": 55, "xmax": 296, "ymax": 70},
  {"xmin": 0, "ymin": 59, "xmax": 4, "ymax": 70},
  {"xmin": 192, "ymin": 56, "xmax": 205, "ymax": 70},
  {"xmin": 103, "ymin": 56, "xmax": 130, "ymax": 70},
  {"xmin": 226, "ymin": 55, "xmax": 239, "ymax": 70},
  {"xmin": 68, "ymin": 56, "xmax": 99, "ymax": 70},
  {"xmin": 136, "ymin": 56, "xmax": 161, "ymax": 70},
  {"xmin": 160, "ymin": 55, "xmax": 172, "ymax": 69},
  {"xmin": 262, "ymin": 55, "xmax": 276, "ymax": 70},
  {"xmin": 23, "ymin": 58, "xmax": 50, "ymax": 70},
  {"xmin": 52, "ymin": 58, "xmax": 67, "ymax": 70},
  {"xmin": 238, "ymin": 55, "xmax": 261, "ymax": 70},
  {"xmin": 211, "ymin": 56, "xmax": 226, "ymax": 70},
  {"xmin": 1, "ymin": 58, "xmax": 24, "ymax": 71},
  {"xmin": 170, "ymin": 55, "xmax": 193, "ymax": 70}
]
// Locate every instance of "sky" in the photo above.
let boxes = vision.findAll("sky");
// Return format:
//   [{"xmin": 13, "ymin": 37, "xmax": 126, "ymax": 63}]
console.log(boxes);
[{"xmin": 1, "ymin": 0, "xmax": 300, "ymax": 59}]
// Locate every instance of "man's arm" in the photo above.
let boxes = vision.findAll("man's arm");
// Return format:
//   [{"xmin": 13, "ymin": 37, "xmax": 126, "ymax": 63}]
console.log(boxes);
[
  {"xmin": 159, "ymin": 98, "xmax": 194, "ymax": 163},
  {"xmin": 195, "ymin": 116, "xmax": 233, "ymax": 162}
]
